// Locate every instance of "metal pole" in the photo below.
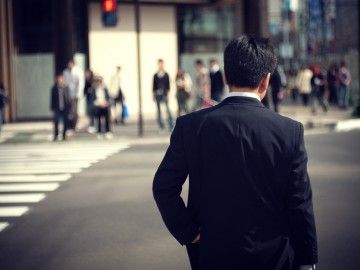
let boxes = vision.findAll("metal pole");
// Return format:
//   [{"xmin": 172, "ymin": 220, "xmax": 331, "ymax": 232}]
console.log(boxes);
[{"xmin": 135, "ymin": 0, "xmax": 144, "ymax": 136}]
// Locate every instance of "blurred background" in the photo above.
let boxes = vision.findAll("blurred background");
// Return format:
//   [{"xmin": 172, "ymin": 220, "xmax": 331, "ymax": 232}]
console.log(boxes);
[
  {"xmin": 0, "ymin": 0, "xmax": 359, "ymax": 125},
  {"xmin": 0, "ymin": 1, "xmax": 359, "ymax": 270}
]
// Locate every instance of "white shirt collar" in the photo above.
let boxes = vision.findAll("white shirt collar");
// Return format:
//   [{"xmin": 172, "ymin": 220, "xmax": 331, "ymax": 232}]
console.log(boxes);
[{"xmin": 224, "ymin": 91, "xmax": 261, "ymax": 101}]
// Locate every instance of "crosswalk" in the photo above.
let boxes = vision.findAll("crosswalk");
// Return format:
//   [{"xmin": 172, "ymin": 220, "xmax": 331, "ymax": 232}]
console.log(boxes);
[{"xmin": 0, "ymin": 141, "xmax": 129, "ymax": 232}]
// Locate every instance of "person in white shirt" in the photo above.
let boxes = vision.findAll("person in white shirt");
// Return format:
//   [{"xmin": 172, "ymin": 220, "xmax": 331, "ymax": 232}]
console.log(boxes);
[
  {"xmin": 91, "ymin": 76, "xmax": 112, "ymax": 139},
  {"xmin": 109, "ymin": 66, "xmax": 126, "ymax": 124},
  {"xmin": 295, "ymin": 65, "xmax": 313, "ymax": 106},
  {"xmin": 63, "ymin": 59, "xmax": 84, "ymax": 130}
]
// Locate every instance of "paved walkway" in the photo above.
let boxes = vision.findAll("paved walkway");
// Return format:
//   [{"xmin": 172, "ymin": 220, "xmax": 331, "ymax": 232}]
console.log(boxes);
[{"xmin": 0, "ymin": 104, "xmax": 357, "ymax": 144}]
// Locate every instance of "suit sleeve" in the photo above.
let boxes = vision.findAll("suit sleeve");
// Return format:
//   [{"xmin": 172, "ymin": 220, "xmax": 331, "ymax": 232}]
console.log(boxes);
[
  {"xmin": 287, "ymin": 123, "xmax": 318, "ymax": 265},
  {"xmin": 153, "ymin": 118, "xmax": 199, "ymax": 245}
]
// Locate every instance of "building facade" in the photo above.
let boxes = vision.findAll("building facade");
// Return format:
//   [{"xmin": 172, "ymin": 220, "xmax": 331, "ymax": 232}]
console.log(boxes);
[{"xmin": 0, "ymin": 0, "xmax": 268, "ymax": 122}]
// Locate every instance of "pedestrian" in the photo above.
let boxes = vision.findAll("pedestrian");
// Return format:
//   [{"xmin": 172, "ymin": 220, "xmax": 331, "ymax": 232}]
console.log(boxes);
[
  {"xmin": 288, "ymin": 68, "xmax": 299, "ymax": 103},
  {"xmin": 63, "ymin": 59, "xmax": 84, "ymax": 130},
  {"xmin": 327, "ymin": 63, "xmax": 339, "ymax": 105},
  {"xmin": 269, "ymin": 67, "xmax": 283, "ymax": 112},
  {"xmin": 175, "ymin": 68, "xmax": 192, "ymax": 116},
  {"xmin": 193, "ymin": 59, "xmax": 210, "ymax": 110},
  {"xmin": 84, "ymin": 69, "xmax": 96, "ymax": 133},
  {"xmin": 338, "ymin": 61, "xmax": 351, "ymax": 109},
  {"xmin": 152, "ymin": 59, "xmax": 173, "ymax": 131},
  {"xmin": 209, "ymin": 59, "xmax": 224, "ymax": 102},
  {"xmin": 310, "ymin": 64, "xmax": 328, "ymax": 114},
  {"xmin": 92, "ymin": 76, "xmax": 112, "ymax": 139},
  {"xmin": 0, "ymin": 81, "xmax": 8, "ymax": 134},
  {"xmin": 153, "ymin": 36, "xmax": 317, "ymax": 270},
  {"xmin": 50, "ymin": 74, "xmax": 71, "ymax": 141},
  {"xmin": 296, "ymin": 64, "xmax": 313, "ymax": 106},
  {"xmin": 115, "ymin": 86, "xmax": 126, "ymax": 125},
  {"xmin": 110, "ymin": 66, "xmax": 126, "ymax": 124}
]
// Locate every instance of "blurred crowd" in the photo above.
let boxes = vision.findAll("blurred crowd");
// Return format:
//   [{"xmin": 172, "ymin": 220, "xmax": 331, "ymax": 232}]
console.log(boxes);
[
  {"xmin": 50, "ymin": 60, "xmax": 127, "ymax": 141},
  {"xmin": 0, "ymin": 57, "xmax": 352, "ymax": 140},
  {"xmin": 285, "ymin": 61, "xmax": 352, "ymax": 113}
]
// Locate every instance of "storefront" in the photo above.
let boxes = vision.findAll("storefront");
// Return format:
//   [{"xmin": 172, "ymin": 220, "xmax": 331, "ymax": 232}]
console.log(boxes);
[{"xmin": 0, "ymin": 0, "xmax": 268, "ymax": 122}]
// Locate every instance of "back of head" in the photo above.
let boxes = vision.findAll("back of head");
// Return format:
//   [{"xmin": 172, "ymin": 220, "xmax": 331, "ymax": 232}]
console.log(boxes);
[{"xmin": 224, "ymin": 36, "xmax": 277, "ymax": 88}]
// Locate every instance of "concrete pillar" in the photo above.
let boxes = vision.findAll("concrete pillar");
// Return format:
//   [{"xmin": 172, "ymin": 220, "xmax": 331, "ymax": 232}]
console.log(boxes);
[
  {"xmin": 234, "ymin": 0, "xmax": 269, "ymax": 37},
  {"xmin": 53, "ymin": 0, "xmax": 76, "ymax": 74},
  {"xmin": 0, "ymin": 0, "xmax": 16, "ymax": 122}
]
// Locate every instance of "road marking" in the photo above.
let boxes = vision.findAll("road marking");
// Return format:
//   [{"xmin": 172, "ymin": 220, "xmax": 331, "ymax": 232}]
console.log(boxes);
[
  {"xmin": 0, "ymin": 174, "xmax": 71, "ymax": 182},
  {"xmin": 0, "ymin": 168, "xmax": 82, "ymax": 174},
  {"xmin": 0, "ymin": 157, "xmax": 100, "ymax": 162},
  {"xmin": 0, "ymin": 162, "xmax": 92, "ymax": 169},
  {"xmin": 0, "ymin": 206, "xmax": 29, "ymax": 217},
  {"xmin": 0, "ymin": 193, "xmax": 46, "ymax": 203},
  {"xmin": 0, "ymin": 183, "xmax": 60, "ymax": 192},
  {"xmin": 0, "ymin": 222, "xmax": 9, "ymax": 232}
]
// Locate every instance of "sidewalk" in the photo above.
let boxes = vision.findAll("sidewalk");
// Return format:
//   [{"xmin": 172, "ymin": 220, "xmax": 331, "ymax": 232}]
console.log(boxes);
[{"xmin": 0, "ymin": 104, "xmax": 358, "ymax": 145}]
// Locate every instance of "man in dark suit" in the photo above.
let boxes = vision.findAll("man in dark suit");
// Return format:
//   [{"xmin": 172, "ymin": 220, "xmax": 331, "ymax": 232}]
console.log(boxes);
[
  {"xmin": 50, "ymin": 74, "xmax": 71, "ymax": 141},
  {"xmin": 153, "ymin": 36, "xmax": 317, "ymax": 270}
]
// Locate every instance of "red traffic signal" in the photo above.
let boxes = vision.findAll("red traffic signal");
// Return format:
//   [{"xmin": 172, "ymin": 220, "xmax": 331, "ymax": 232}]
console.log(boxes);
[
  {"xmin": 102, "ymin": 0, "xmax": 118, "ymax": 26},
  {"xmin": 102, "ymin": 0, "xmax": 116, "ymax": 13}
]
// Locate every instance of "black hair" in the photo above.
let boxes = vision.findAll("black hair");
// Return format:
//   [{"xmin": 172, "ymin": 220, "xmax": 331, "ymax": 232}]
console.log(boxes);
[
  {"xmin": 158, "ymin": 59, "xmax": 164, "ymax": 63},
  {"xmin": 195, "ymin": 59, "xmax": 203, "ymax": 66},
  {"xmin": 224, "ymin": 36, "xmax": 277, "ymax": 88}
]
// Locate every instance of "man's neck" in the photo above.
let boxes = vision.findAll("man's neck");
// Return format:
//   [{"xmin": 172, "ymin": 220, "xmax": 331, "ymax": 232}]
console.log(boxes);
[{"xmin": 230, "ymin": 87, "xmax": 260, "ymax": 96}]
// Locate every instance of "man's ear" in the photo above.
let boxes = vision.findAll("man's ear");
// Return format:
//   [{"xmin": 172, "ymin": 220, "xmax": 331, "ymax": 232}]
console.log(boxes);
[{"xmin": 259, "ymin": 73, "xmax": 270, "ymax": 94}]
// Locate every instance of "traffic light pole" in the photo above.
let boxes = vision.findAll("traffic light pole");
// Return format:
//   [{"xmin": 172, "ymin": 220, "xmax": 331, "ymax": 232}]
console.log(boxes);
[{"xmin": 135, "ymin": 0, "xmax": 144, "ymax": 136}]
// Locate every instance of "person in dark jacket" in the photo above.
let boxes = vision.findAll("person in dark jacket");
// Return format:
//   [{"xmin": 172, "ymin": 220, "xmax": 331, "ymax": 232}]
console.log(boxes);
[
  {"xmin": 209, "ymin": 59, "xmax": 225, "ymax": 102},
  {"xmin": 0, "ymin": 81, "xmax": 8, "ymax": 133},
  {"xmin": 153, "ymin": 59, "xmax": 173, "ymax": 131},
  {"xmin": 310, "ymin": 65, "xmax": 328, "ymax": 114},
  {"xmin": 153, "ymin": 36, "xmax": 318, "ymax": 270},
  {"xmin": 269, "ymin": 67, "xmax": 283, "ymax": 112},
  {"xmin": 327, "ymin": 63, "xmax": 339, "ymax": 105},
  {"xmin": 50, "ymin": 74, "xmax": 71, "ymax": 141},
  {"xmin": 84, "ymin": 69, "xmax": 95, "ymax": 133}
]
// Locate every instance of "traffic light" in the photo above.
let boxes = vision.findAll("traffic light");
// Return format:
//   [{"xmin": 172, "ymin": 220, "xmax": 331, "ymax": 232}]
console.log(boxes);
[{"xmin": 102, "ymin": 0, "xmax": 118, "ymax": 27}]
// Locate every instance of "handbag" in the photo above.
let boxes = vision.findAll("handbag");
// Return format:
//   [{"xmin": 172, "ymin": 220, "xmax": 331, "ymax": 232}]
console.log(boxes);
[{"xmin": 122, "ymin": 103, "xmax": 129, "ymax": 119}]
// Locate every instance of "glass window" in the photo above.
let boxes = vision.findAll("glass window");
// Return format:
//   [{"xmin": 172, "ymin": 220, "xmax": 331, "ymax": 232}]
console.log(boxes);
[{"xmin": 178, "ymin": 5, "xmax": 235, "ymax": 54}]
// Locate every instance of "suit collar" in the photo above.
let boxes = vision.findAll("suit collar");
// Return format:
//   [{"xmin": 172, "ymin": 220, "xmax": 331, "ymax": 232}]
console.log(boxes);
[{"xmin": 220, "ymin": 96, "xmax": 265, "ymax": 108}]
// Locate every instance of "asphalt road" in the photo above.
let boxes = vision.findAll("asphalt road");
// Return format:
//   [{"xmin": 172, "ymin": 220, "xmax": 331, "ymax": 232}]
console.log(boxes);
[{"xmin": 0, "ymin": 130, "xmax": 359, "ymax": 270}]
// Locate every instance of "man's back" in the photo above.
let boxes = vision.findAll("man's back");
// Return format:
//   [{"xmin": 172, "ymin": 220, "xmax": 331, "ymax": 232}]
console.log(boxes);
[
  {"xmin": 153, "ymin": 36, "xmax": 317, "ymax": 270},
  {"xmin": 181, "ymin": 97, "xmax": 308, "ymax": 268}
]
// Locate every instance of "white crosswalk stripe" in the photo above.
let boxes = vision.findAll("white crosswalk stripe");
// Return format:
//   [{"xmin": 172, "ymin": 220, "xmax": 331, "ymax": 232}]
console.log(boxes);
[
  {"xmin": 0, "ymin": 207, "xmax": 29, "ymax": 217},
  {"xmin": 0, "ymin": 141, "xmax": 129, "ymax": 232},
  {"xmin": 0, "ymin": 174, "xmax": 71, "ymax": 182},
  {"xmin": 0, "ymin": 222, "xmax": 9, "ymax": 232},
  {"xmin": 0, "ymin": 183, "xmax": 60, "ymax": 192},
  {"xmin": 0, "ymin": 193, "xmax": 46, "ymax": 203}
]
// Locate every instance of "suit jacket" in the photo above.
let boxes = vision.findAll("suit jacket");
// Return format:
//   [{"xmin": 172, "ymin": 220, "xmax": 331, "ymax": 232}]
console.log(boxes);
[
  {"xmin": 153, "ymin": 96, "xmax": 318, "ymax": 270},
  {"xmin": 50, "ymin": 85, "xmax": 71, "ymax": 113}
]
